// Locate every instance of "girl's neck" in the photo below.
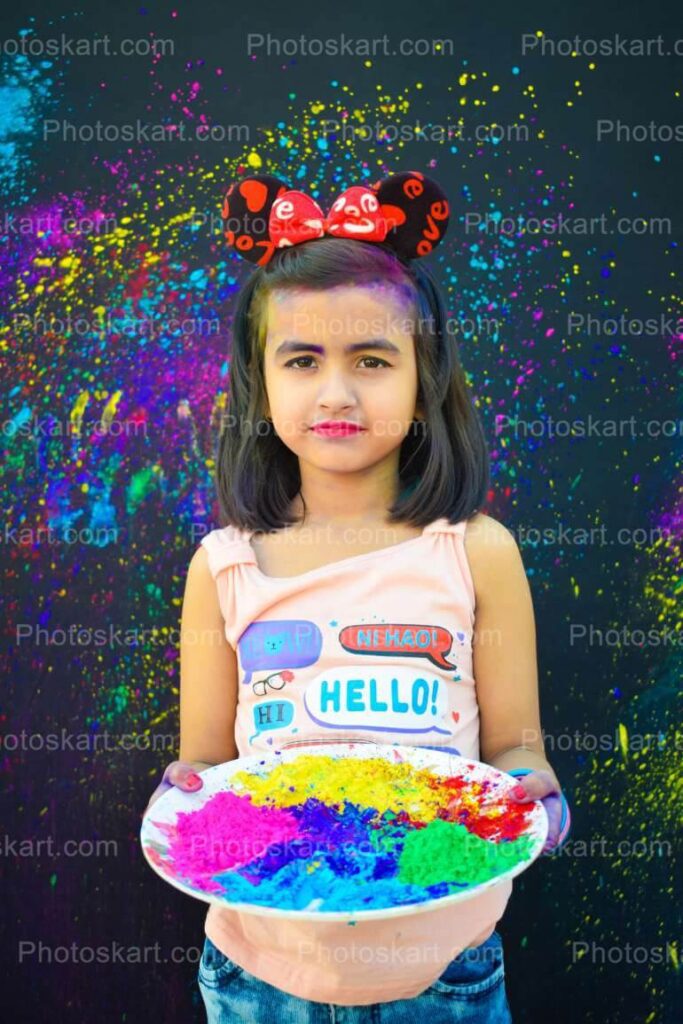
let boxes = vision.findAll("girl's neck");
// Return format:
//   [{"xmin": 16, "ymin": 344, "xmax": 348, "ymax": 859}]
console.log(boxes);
[
  {"xmin": 289, "ymin": 496, "xmax": 395, "ymax": 530},
  {"xmin": 290, "ymin": 465, "xmax": 401, "ymax": 528}
]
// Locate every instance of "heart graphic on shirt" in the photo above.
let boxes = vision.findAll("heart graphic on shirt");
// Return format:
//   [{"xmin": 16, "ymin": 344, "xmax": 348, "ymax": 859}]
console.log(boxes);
[{"xmin": 451, "ymin": 711, "xmax": 460, "ymax": 723}]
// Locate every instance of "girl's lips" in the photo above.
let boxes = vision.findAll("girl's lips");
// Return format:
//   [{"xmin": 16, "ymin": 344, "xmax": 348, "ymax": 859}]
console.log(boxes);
[{"xmin": 310, "ymin": 423, "xmax": 366, "ymax": 437}]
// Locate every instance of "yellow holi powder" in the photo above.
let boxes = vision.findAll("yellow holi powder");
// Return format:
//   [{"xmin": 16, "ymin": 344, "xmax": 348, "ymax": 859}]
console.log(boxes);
[
  {"xmin": 70, "ymin": 391, "xmax": 90, "ymax": 433},
  {"xmin": 231, "ymin": 754, "xmax": 449, "ymax": 820},
  {"xmin": 617, "ymin": 723, "xmax": 629, "ymax": 763},
  {"xmin": 101, "ymin": 391, "xmax": 122, "ymax": 429}
]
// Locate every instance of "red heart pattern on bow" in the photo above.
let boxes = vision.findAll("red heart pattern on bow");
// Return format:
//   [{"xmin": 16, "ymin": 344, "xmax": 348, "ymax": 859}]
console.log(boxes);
[{"xmin": 269, "ymin": 186, "xmax": 388, "ymax": 249}]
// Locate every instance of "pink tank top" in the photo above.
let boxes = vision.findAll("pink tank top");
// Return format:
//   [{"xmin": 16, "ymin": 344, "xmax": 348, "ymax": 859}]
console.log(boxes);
[{"xmin": 198, "ymin": 516, "xmax": 513, "ymax": 1005}]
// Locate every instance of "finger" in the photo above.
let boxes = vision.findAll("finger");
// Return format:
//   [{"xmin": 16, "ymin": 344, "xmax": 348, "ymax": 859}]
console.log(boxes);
[
  {"xmin": 161, "ymin": 760, "xmax": 185, "ymax": 785},
  {"xmin": 540, "ymin": 794, "xmax": 564, "ymax": 851},
  {"xmin": 142, "ymin": 765, "xmax": 203, "ymax": 819},
  {"xmin": 166, "ymin": 762, "xmax": 203, "ymax": 791},
  {"xmin": 509, "ymin": 771, "xmax": 559, "ymax": 802},
  {"xmin": 509, "ymin": 781, "xmax": 533, "ymax": 802}
]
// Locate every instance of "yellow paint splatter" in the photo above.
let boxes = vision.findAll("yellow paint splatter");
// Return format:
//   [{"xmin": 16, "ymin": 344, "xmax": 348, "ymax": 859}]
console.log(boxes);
[{"xmin": 618, "ymin": 723, "xmax": 629, "ymax": 763}]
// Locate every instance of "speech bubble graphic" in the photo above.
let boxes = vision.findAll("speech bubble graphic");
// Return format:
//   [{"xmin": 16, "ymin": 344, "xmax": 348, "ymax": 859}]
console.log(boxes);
[
  {"xmin": 248, "ymin": 698, "xmax": 295, "ymax": 745},
  {"xmin": 304, "ymin": 666, "xmax": 452, "ymax": 736},
  {"xmin": 239, "ymin": 619, "xmax": 322, "ymax": 684},
  {"xmin": 339, "ymin": 623, "xmax": 459, "ymax": 670}
]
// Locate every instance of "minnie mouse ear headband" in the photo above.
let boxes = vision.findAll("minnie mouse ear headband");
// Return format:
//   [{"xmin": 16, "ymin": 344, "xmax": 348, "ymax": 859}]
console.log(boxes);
[{"xmin": 221, "ymin": 170, "xmax": 450, "ymax": 267}]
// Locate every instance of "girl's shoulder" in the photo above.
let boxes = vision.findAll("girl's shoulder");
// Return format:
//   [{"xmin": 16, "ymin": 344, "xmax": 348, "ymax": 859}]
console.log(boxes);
[
  {"xmin": 461, "ymin": 512, "xmax": 526, "ymax": 600},
  {"xmin": 461, "ymin": 512, "xmax": 517, "ymax": 548},
  {"xmin": 197, "ymin": 522, "xmax": 257, "ymax": 580}
]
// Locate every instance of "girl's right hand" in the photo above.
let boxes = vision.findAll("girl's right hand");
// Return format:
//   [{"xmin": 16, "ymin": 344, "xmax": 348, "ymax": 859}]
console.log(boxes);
[{"xmin": 143, "ymin": 760, "xmax": 204, "ymax": 816}]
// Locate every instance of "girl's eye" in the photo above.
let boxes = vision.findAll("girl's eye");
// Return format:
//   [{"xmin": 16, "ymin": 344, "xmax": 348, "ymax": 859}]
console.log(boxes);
[
  {"xmin": 358, "ymin": 356, "xmax": 390, "ymax": 369},
  {"xmin": 283, "ymin": 356, "xmax": 390, "ymax": 370},
  {"xmin": 284, "ymin": 356, "xmax": 315, "ymax": 369}
]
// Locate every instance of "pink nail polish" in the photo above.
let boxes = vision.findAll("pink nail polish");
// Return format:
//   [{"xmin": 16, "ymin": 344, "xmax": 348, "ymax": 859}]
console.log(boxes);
[{"xmin": 512, "ymin": 784, "xmax": 527, "ymax": 798}]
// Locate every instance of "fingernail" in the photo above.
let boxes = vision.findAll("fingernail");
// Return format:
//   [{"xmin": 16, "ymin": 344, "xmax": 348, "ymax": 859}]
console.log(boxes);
[
  {"xmin": 186, "ymin": 773, "xmax": 202, "ymax": 787},
  {"xmin": 511, "ymin": 784, "xmax": 527, "ymax": 799}
]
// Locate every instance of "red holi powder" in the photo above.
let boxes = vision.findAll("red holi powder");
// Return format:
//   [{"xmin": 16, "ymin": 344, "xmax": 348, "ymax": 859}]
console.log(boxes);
[
  {"xmin": 432, "ymin": 774, "xmax": 536, "ymax": 841},
  {"xmin": 450, "ymin": 799, "xmax": 536, "ymax": 841},
  {"xmin": 437, "ymin": 775, "xmax": 471, "ymax": 798}
]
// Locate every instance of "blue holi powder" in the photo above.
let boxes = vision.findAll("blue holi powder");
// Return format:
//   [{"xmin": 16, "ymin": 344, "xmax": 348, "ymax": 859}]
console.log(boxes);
[
  {"xmin": 214, "ymin": 856, "xmax": 468, "ymax": 911},
  {"xmin": 0, "ymin": 51, "xmax": 54, "ymax": 199}
]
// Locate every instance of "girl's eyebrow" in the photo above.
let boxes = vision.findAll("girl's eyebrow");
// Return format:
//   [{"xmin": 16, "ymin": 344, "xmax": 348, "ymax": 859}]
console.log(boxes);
[{"xmin": 274, "ymin": 339, "xmax": 402, "ymax": 357}]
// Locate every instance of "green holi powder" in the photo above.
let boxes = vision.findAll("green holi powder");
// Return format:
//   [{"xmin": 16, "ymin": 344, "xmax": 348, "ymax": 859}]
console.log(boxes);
[
  {"xmin": 397, "ymin": 819, "xmax": 536, "ymax": 887},
  {"xmin": 126, "ymin": 466, "xmax": 159, "ymax": 514}
]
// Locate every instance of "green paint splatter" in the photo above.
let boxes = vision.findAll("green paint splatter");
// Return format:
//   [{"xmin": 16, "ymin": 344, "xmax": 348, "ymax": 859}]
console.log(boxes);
[{"xmin": 126, "ymin": 466, "xmax": 160, "ymax": 514}]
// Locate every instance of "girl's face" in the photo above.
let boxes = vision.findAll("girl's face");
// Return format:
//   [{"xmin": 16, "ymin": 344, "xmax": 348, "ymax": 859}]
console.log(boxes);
[{"xmin": 261, "ymin": 283, "xmax": 421, "ymax": 478}]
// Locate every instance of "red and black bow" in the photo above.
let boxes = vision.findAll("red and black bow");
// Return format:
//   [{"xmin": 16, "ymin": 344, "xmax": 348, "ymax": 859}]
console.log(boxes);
[{"xmin": 221, "ymin": 170, "xmax": 450, "ymax": 266}]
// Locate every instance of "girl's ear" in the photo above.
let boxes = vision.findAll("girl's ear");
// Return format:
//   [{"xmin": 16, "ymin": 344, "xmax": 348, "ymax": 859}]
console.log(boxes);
[
  {"xmin": 370, "ymin": 171, "xmax": 450, "ymax": 260},
  {"xmin": 222, "ymin": 174, "xmax": 290, "ymax": 265}
]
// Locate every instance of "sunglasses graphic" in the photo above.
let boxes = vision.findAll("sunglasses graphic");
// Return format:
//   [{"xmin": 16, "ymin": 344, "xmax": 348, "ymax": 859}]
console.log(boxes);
[{"xmin": 252, "ymin": 669, "xmax": 295, "ymax": 697}]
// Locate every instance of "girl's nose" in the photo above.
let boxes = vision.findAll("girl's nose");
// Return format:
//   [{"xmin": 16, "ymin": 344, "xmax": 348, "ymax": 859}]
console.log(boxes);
[{"xmin": 316, "ymin": 371, "xmax": 357, "ymax": 405}]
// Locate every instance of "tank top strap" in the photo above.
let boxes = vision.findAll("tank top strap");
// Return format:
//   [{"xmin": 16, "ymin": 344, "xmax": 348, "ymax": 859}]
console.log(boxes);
[
  {"xmin": 199, "ymin": 523, "xmax": 257, "ymax": 579},
  {"xmin": 422, "ymin": 516, "xmax": 474, "ymax": 609},
  {"xmin": 422, "ymin": 516, "xmax": 469, "ymax": 537}
]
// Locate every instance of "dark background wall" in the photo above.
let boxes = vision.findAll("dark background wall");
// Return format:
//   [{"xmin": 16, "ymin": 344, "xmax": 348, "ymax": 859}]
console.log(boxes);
[{"xmin": 1, "ymin": 1, "xmax": 681, "ymax": 1021}]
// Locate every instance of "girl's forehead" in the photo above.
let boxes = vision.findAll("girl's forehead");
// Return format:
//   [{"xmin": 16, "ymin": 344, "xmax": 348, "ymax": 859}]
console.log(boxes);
[
  {"xmin": 267, "ymin": 283, "xmax": 414, "ymax": 314},
  {"xmin": 263, "ymin": 285, "xmax": 417, "ymax": 344}
]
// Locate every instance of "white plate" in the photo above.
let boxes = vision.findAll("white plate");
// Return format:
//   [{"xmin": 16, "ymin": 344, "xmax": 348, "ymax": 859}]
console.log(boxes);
[{"xmin": 140, "ymin": 742, "xmax": 548, "ymax": 922}]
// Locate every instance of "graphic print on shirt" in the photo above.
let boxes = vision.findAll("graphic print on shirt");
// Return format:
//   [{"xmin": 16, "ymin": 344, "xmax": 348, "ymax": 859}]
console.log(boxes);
[
  {"xmin": 238, "ymin": 618, "xmax": 468, "ymax": 747},
  {"xmin": 307, "ymin": 622, "xmax": 463, "ymax": 737},
  {"xmin": 241, "ymin": 619, "xmax": 323, "ymax": 684},
  {"xmin": 239, "ymin": 619, "xmax": 321, "ymax": 744},
  {"xmin": 339, "ymin": 623, "xmax": 459, "ymax": 668}
]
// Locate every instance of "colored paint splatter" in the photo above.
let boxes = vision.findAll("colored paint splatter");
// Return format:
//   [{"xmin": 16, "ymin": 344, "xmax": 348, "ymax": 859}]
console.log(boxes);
[
  {"xmin": 147, "ymin": 755, "xmax": 539, "ymax": 910},
  {"xmin": 0, "ymin": 50, "xmax": 56, "ymax": 197},
  {"xmin": 2, "ymin": 41, "xmax": 678, "ymax": 751},
  {"xmin": 1, "ymin": 13, "xmax": 679, "ymax": 1021}
]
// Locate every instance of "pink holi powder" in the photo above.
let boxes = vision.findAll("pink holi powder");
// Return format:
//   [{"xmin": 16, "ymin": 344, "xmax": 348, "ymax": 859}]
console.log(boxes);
[{"xmin": 154, "ymin": 791, "xmax": 301, "ymax": 892}]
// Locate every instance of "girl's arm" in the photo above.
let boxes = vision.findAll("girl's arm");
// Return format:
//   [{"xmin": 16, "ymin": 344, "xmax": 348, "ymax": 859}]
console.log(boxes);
[
  {"xmin": 178, "ymin": 545, "xmax": 239, "ymax": 768},
  {"xmin": 464, "ymin": 513, "xmax": 559, "ymax": 784}
]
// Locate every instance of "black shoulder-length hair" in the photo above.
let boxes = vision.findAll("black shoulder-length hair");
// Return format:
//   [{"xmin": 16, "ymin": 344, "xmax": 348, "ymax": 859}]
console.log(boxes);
[{"xmin": 215, "ymin": 236, "xmax": 490, "ymax": 532}]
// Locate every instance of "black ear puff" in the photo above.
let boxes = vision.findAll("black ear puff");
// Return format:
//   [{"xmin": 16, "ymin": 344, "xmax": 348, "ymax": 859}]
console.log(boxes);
[
  {"xmin": 370, "ymin": 171, "xmax": 450, "ymax": 260},
  {"xmin": 221, "ymin": 174, "xmax": 290, "ymax": 265}
]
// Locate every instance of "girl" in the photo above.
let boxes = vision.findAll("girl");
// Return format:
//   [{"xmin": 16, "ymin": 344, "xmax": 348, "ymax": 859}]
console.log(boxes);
[{"xmin": 145, "ymin": 171, "xmax": 571, "ymax": 1023}]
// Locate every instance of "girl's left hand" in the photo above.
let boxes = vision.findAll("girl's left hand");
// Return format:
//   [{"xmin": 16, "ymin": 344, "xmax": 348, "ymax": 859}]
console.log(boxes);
[{"xmin": 509, "ymin": 770, "xmax": 571, "ymax": 854}]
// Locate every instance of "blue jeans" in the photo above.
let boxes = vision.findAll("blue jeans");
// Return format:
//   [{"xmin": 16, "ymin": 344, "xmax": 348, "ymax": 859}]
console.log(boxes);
[{"xmin": 198, "ymin": 929, "xmax": 513, "ymax": 1023}]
